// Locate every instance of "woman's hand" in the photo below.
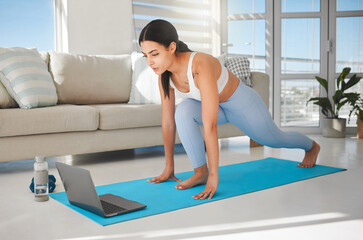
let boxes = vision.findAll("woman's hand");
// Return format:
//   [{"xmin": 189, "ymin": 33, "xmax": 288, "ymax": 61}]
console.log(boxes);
[
  {"xmin": 147, "ymin": 166, "xmax": 181, "ymax": 184},
  {"xmin": 192, "ymin": 174, "xmax": 219, "ymax": 200}
]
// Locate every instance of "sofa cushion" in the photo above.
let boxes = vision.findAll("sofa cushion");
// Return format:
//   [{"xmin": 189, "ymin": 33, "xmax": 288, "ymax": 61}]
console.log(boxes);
[
  {"xmin": 91, "ymin": 103, "xmax": 162, "ymax": 130},
  {"xmin": 39, "ymin": 51, "xmax": 50, "ymax": 70},
  {"xmin": 0, "ymin": 104, "xmax": 99, "ymax": 137},
  {"xmin": 0, "ymin": 47, "xmax": 58, "ymax": 109},
  {"xmin": 49, "ymin": 51, "xmax": 132, "ymax": 104},
  {"xmin": 0, "ymin": 80, "xmax": 18, "ymax": 108}
]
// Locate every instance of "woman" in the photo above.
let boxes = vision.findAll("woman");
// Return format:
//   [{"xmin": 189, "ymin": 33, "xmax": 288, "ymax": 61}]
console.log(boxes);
[{"xmin": 140, "ymin": 19, "xmax": 320, "ymax": 200}]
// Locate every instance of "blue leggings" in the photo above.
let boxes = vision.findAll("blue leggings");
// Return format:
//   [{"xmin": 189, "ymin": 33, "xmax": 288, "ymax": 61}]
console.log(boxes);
[{"xmin": 174, "ymin": 82, "xmax": 313, "ymax": 169}]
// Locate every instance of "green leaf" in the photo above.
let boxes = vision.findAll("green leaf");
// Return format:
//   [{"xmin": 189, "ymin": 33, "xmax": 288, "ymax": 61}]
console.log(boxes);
[
  {"xmin": 343, "ymin": 74, "xmax": 361, "ymax": 91},
  {"xmin": 307, "ymin": 97, "xmax": 328, "ymax": 106},
  {"xmin": 307, "ymin": 97, "xmax": 334, "ymax": 118},
  {"xmin": 337, "ymin": 99, "xmax": 349, "ymax": 111},
  {"xmin": 315, "ymin": 76, "xmax": 328, "ymax": 94},
  {"xmin": 341, "ymin": 78, "xmax": 346, "ymax": 91},
  {"xmin": 337, "ymin": 67, "xmax": 351, "ymax": 89},
  {"xmin": 332, "ymin": 90, "xmax": 343, "ymax": 104},
  {"xmin": 345, "ymin": 92, "xmax": 360, "ymax": 102}
]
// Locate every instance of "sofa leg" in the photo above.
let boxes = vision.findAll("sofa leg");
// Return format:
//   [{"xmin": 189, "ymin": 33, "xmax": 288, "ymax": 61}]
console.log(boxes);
[{"xmin": 250, "ymin": 138, "xmax": 264, "ymax": 148}]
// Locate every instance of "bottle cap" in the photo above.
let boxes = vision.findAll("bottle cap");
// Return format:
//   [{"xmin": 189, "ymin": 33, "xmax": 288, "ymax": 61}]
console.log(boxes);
[{"xmin": 35, "ymin": 156, "xmax": 46, "ymax": 163}]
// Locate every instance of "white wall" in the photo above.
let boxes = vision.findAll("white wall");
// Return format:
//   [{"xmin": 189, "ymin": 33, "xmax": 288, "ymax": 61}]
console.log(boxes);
[{"xmin": 55, "ymin": 0, "xmax": 133, "ymax": 55}]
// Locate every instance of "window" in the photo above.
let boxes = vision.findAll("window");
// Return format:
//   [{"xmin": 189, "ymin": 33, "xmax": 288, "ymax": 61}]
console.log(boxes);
[
  {"xmin": 274, "ymin": 0, "xmax": 363, "ymax": 128},
  {"xmin": 132, "ymin": 0, "xmax": 216, "ymax": 55},
  {"xmin": 225, "ymin": 0, "xmax": 363, "ymax": 132},
  {"xmin": 226, "ymin": 0, "xmax": 269, "ymax": 73},
  {"xmin": 228, "ymin": 19, "xmax": 266, "ymax": 72},
  {"xmin": 336, "ymin": 0, "xmax": 363, "ymax": 11},
  {"xmin": 281, "ymin": 18, "xmax": 320, "ymax": 74},
  {"xmin": 280, "ymin": 79, "xmax": 320, "ymax": 126},
  {"xmin": 0, "ymin": 0, "xmax": 54, "ymax": 51},
  {"xmin": 276, "ymin": 0, "xmax": 325, "ymax": 127},
  {"xmin": 331, "ymin": 0, "xmax": 363, "ymax": 126},
  {"xmin": 336, "ymin": 17, "xmax": 362, "ymax": 73},
  {"xmin": 281, "ymin": 0, "xmax": 320, "ymax": 13}
]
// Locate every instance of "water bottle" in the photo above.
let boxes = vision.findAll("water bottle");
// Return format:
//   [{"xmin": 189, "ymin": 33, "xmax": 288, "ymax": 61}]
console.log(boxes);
[{"xmin": 34, "ymin": 156, "xmax": 49, "ymax": 202}]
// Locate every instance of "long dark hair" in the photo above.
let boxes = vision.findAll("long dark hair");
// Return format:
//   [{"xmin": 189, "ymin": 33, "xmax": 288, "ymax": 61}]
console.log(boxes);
[{"xmin": 139, "ymin": 19, "xmax": 192, "ymax": 99}]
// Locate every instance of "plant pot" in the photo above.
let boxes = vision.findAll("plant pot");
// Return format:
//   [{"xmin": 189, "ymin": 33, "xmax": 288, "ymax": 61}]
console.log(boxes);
[
  {"xmin": 322, "ymin": 118, "xmax": 346, "ymax": 138},
  {"xmin": 357, "ymin": 118, "xmax": 363, "ymax": 139}
]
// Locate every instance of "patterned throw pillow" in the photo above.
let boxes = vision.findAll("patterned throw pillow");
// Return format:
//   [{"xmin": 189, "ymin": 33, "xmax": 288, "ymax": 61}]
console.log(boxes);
[
  {"xmin": 0, "ymin": 48, "xmax": 58, "ymax": 109},
  {"xmin": 225, "ymin": 57, "xmax": 253, "ymax": 87}
]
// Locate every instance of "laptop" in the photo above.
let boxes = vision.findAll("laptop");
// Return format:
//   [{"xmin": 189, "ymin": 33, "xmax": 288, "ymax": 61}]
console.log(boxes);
[{"xmin": 55, "ymin": 162, "xmax": 146, "ymax": 218}]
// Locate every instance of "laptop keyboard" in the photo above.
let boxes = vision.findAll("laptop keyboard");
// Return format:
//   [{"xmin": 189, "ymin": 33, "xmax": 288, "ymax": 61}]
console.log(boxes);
[{"xmin": 100, "ymin": 200, "xmax": 126, "ymax": 215}]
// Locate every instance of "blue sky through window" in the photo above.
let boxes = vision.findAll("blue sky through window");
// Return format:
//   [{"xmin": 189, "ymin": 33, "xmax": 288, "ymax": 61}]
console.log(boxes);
[
  {"xmin": 0, "ymin": 0, "xmax": 54, "ymax": 51},
  {"xmin": 337, "ymin": 0, "xmax": 363, "ymax": 11}
]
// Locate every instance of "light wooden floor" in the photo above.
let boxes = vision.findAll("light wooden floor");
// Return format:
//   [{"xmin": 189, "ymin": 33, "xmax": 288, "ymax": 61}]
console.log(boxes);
[{"xmin": 0, "ymin": 135, "xmax": 362, "ymax": 240}]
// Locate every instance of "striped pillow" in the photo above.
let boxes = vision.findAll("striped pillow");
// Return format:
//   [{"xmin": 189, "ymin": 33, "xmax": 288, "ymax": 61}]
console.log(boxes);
[{"xmin": 0, "ymin": 48, "xmax": 58, "ymax": 109}]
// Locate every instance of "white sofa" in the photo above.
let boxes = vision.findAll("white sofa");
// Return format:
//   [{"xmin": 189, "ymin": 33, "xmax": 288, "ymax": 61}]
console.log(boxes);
[{"xmin": 0, "ymin": 51, "xmax": 269, "ymax": 162}]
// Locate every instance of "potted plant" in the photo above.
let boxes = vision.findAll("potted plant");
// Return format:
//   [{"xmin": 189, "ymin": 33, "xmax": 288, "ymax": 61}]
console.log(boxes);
[
  {"xmin": 307, "ymin": 67, "xmax": 361, "ymax": 138},
  {"xmin": 348, "ymin": 95, "xmax": 363, "ymax": 138}
]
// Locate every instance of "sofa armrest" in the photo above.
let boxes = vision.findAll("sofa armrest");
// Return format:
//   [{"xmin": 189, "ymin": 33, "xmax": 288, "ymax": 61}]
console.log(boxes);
[{"xmin": 251, "ymin": 72, "xmax": 269, "ymax": 108}]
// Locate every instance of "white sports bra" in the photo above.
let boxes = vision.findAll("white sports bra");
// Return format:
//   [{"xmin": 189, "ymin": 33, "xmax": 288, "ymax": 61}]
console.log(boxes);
[{"xmin": 169, "ymin": 52, "xmax": 228, "ymax": 101}]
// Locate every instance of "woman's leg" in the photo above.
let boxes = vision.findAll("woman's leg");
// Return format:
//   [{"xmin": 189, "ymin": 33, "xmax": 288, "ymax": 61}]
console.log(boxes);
[
  {"xmin": 220, "ymin": 83, "xmax": 320, "ymax": 167},
  {"xmin": 175, "ymin": 98, "xmax": 228, "ymax": 168},
  {"xmin": 174, "ymin": 98, "xmax": 228, "ymax": 189}
]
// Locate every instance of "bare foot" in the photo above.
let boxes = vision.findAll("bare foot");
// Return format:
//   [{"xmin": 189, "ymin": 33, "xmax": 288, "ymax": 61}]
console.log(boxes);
[
  {"xmin": 298, "ymin": 141, "xmax": 320, "ymax": 168},
  {"xmin": 176, "ymin": 164, "xmax": 209, "ymax": 190}
]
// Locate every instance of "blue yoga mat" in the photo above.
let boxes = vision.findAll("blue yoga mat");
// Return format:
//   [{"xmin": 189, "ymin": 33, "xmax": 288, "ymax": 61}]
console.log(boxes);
[{"xmin": 50, "ymin": 158, "xmax": 345, "ymax": 226}]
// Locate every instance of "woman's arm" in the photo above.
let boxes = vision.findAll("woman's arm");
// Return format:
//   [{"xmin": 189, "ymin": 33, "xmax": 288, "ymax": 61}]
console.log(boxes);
[
  {"xmin": 192, "ymin": 56, "xmax": 220, "ymax": 199},
  {"xmin": 147, "ymin": 76, "xmax": 180, "ymax": 183},
  {"xmin": 160, "ymin": 77, "xmax": 177, "ymax": 170}
]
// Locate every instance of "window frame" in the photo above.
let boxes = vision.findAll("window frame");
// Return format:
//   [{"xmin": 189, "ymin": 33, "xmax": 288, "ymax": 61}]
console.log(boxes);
[{"xmin": 273, "ymin": 0, "xmax": 328, "ymax": 133}]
